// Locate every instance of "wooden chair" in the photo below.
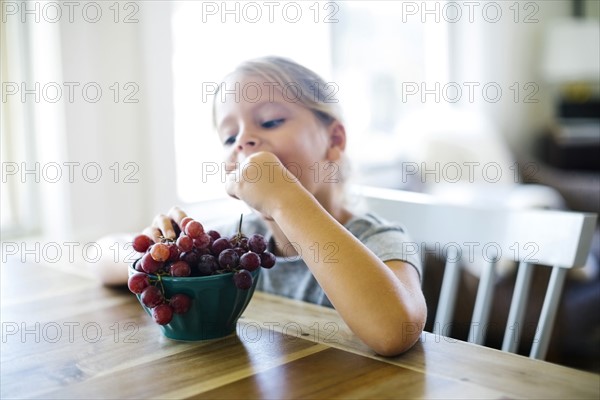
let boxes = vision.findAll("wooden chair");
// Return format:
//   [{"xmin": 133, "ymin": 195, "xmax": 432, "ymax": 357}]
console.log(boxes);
[{"xmin": 355, "ymin": 185, "xmax": 597, "ymax": 360}]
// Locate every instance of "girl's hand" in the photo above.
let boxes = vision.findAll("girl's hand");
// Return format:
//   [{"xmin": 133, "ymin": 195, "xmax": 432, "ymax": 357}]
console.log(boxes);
[
  {"xmin": 225, "ymin": 151, "xmax": 300, "ymax": 219},
  {"xmin": 142, "ymin": 206, "xmax": 188, "ymax": 242}
]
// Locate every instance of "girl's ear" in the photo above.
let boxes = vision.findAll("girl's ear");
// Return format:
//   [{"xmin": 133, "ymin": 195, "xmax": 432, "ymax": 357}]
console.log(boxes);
[{"xmin": 326, "ymin": 120, "xmax": 346, "ymax": 161}]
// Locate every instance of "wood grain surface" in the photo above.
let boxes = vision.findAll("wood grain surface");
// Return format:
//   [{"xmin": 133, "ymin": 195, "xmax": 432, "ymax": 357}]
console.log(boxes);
[{"xmin": 1, "ymin": 262, "xmax": 598, "ymax": 399}]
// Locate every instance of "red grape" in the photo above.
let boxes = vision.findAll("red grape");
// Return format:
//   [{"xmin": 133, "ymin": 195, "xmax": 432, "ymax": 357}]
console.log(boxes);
[
  {"xmin": 170, "ymin": 260, "xmax": 191, "ymax": 277},
  {"xmin": 233, "ymin": 269, "xmax": 253, "ymax": 290},
  {"xmin": 179, "ymin": 217, "xmax": 194, "ymax": 232},
  {"xmin": 240, "ymin": 252, "xmax": 260, "ymax": 272},
  {"xmin": 141, "ymin": 286, "xmax": 163, "ymax": 308},
  {"xmin": 128, "ymin": 272, "xmax": 150, "ymax": 294},
  {"xmin": 198, "ymin": 254, "xmax": 218, "ymax": 276},
  {"xmin": 150, "ymin": 243, "xmax": 170, "ymax": 262},
  {"xmin": 260, "ymin": 251, "xmax": 276, "ymax": 269},
  {"xmin": 167, "ymin": 243, "xmax": 181, "ymax": 262},
  {"xmin": 176, "ymin": 235, "xmax": 193, "ymax": 252},
  {"xmin": 193, "ymin": 233, "xmax": 211, "ymax": 249},
  {"xmin": 218, "ymin": 248, "xmax": 239, "ymax": 270},
  {"xmin": 132, "ymin": 234, "xmax": 154, "ymax": 253},
  {"xmin": 152, "ymin": 304, "xmax": 173, "ymax": 325},
  {"xmin": 195, "ymin": 246, "xmax": 211, "ymax": 256},
  {"xmin": 207, "ymin": 230, "xmax": 221, "ymax": 241},
  {"xmin": 248, "ymin": 234, "xmax": 267, "ymax": 253},
  {"xmin": 185, "ymin": 220, "xmax": 204, "ymax": 239},
  {"xmin": 180, "ymin": 251, "xmax": 199, "ymax": 268},
  {"xmin": 233, "ymin": 247, "xmax": 246, "ymax": 257},
  {"xmin": 211, "ymin": 237, "xmax": 232, "ymax": 256},
  {"xmin": 141, "ymin": 252, "xmax": 163, "ymax": 274},
  {"xmin": 169, "ymin": 294, "xmax": 191, "ymax": 314}
]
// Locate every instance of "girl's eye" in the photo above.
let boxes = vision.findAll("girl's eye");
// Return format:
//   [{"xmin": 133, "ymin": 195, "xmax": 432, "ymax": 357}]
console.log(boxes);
[
  {"xmin": 261, "ymin": 119, "xmax": 284, "ymax": 129},
  {"xmin": 223, "ymin": 135, "xmax": 236, "ymax": 146}
]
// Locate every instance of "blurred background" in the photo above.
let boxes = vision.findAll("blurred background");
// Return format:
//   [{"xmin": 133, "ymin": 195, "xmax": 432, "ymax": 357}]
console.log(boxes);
[
  {"xmin": 2, "ymin": 0, "xmax": 599, "ymax": 241},
  {"xmin": 1, "ymin": 0, "xmax": 599, "ymax": 369}
]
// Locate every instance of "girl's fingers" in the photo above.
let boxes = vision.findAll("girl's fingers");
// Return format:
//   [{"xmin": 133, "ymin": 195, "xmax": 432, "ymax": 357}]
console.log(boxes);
[
  {"xmin": 142, "ymin": 226, "xmax": 162, "ymax": 243},
  {"xmin": 152, "ymin": 214, "xmax": 176, "ymax": 240},
  {"xmin": 225, "ymin": 170, "xmax": 240, "ymax": 200},
  {"xmin": 168, "ymin": 206, "xmax": 187, "ymax": 226},
  {"xmin": 225, "ymin": 162, "xmax": 237, "ymax": 173},
  {"xmin": 144, "ymin": 208, "xmax": 188, "ymax": 243}
]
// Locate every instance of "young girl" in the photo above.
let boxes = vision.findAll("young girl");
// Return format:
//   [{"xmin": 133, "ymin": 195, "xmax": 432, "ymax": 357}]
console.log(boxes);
[{"xmin": 103, "ymin": 56, "xmax": 427, "ymax": 356}]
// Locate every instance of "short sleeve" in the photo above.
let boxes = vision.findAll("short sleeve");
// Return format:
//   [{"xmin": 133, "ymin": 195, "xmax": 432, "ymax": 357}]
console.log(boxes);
[{"xmin": 346, "ymin": 214, "xmax": 423, "ymax": 281}]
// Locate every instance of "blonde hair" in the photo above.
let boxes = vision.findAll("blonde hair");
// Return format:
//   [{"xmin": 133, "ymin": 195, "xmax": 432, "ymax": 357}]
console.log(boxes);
[{"xmin": 212, "ymin": 56, "xmax": 343, "ymax": 128}]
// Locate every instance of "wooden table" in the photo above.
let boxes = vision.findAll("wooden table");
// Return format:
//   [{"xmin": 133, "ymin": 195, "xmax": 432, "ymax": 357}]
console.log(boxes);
[{"xmin": 1, "ymin": 262, "xmax": 598, "ymax": 399}]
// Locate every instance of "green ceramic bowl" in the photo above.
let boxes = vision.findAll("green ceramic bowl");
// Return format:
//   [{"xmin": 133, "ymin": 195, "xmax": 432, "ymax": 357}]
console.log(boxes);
[{"xmin": 130, "ymin": 260, "xmax": 260, "ymax": 341}]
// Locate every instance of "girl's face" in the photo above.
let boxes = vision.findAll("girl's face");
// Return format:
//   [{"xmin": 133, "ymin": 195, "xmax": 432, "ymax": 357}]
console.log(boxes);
[{"xmin": 214, "ymin": 74, "xmax": 345, "ymax": 198}]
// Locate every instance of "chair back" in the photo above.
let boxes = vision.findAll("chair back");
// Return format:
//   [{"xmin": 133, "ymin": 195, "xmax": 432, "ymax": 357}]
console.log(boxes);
[{"xmin": 355, "ymin": 185, "xmax": 597, "ymax": 359}]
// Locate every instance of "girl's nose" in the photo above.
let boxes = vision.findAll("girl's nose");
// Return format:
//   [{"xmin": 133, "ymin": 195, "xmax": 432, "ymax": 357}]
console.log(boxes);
[{"xmin": 235, "ymin": 128, "xmax": 259, "ymax": 154}]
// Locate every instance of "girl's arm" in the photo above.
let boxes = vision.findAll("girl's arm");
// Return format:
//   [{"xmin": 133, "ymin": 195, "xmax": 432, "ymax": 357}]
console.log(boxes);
[{"xmin": 226, "ymin": 152, "xmax": 427, "ymax": 356}]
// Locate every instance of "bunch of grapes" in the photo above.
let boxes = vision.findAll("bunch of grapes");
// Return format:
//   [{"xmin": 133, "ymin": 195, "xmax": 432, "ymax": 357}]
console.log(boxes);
[{"xmin": 127, "ymin": 215, "xmax": 276, "ymax": 325}]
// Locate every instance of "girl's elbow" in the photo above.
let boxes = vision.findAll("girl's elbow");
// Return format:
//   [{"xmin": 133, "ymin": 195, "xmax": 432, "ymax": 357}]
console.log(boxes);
[
  {"xmin": 370, "ymin": 322, "xmax": 424, "ymax": 357},
  {"xmin": 370, "ymin": 306, "xmax": 427, "ymax": 357}
]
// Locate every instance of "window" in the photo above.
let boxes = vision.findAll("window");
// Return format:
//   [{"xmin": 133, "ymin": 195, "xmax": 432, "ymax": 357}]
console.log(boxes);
[
  {"xmin": 171, "ymin": 1, "xmax": 333, "ymax": 202},
  {"xmin": 1, "ymin": 17, "xmax": 40, "ymax": 237},
  {"xmin": 329, "ymin": 1, "xmax": 449, "ymax": 186},
  {"xmin": 1, "ymin": 9, "xmax": 67, "ymax": 239},
  {"xmin": 171, "ymin": 1, "xmax": 449, "ymax": 200}
]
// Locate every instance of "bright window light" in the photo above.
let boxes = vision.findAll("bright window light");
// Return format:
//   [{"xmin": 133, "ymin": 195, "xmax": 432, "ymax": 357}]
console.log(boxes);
[
  {"xmin": 171, "ymin": 1, "xmax": 332, "ymax": 202},
  {"xmin": 171, "ymin": 1, "xmax": 449, "ymax": 198}
]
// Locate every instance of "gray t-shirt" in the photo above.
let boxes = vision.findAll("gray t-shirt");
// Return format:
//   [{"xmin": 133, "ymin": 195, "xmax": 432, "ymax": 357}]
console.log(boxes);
[{"xmin": 215, "ymin": 213, "xmax": 422, "ymax": 308}]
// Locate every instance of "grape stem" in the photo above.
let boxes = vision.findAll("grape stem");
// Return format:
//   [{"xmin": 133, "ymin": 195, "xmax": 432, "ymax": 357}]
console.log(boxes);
[
  {"xmin": 158, "ymin": 236, "xmax": 175, "ymax": 244},
  {"xmin": 229, "ymin": 213, "xmax": 246, "ymax": 246},
  {"xmin": 156, "ymin": 274, "xmax": 167, "ymax": 301}
]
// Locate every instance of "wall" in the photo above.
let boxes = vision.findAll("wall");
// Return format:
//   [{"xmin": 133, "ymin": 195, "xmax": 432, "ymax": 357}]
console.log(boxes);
[
  {"xmin": 10, "ymin": 0, "xmax": 594, "ymax": 244},
  {"xmin": 22, "ymin": 2, "xmax": 180, "ymax": 243},
  {"xmin": 449, "ymin": 0, "xmax": 572, "ymax": 153}
]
